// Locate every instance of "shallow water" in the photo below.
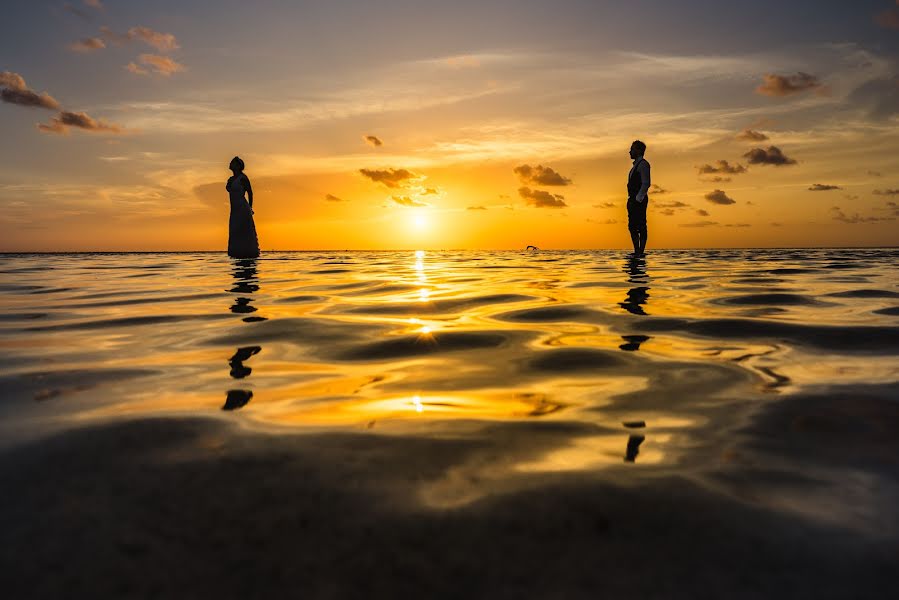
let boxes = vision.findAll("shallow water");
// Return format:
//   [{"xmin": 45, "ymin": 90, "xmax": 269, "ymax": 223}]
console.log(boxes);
[
  {"xmin": 2, "ymin": 249, "xmax": 898, "ymax": 596},
  {"xmin": 2, "ymin": 250, "xmax": 897, "ymax": 449}
]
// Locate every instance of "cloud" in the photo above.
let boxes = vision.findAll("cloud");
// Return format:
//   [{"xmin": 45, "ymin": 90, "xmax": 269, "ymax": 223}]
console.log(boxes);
[
  {"xmin": 649, "ymin": 184, "xmax": 667, "ymax": 194},
  {"xmin": 736, "ymin": 128, "xmax": 768, "ymax": 141},
  {"xmin": 696, "ymin": 209, "xmax": 709, "ymax": 216},
  {"xmin": 659, "ymin": 208, "xmax": 676, "ymax": 216},
  {"xmin": 656, "ymin": 200, "xmax": 688, "ymax": 209},
  {"xmin": 680, "ymin": 221, "xmax": 718, "ymax": 228},
  {"xmin": 873, "ymin": 189, "xmax": 899, "ymax": 195},
  {"xmin": 0, "ymin": 72, "xmax": 61, "ymax": 110},
  {"xmin": 513, "ymin": 164, "xmax": 572, "ymax": 186},
  {"xmin": 391, "ymin": 195, "xmax": 427, "ymax": 207},
  {"xmin": 37, "ymin": 110, "xmax": 124, "ymax": 135},
  {"xmin": 697, "ymin": 160, "xmax": 746, "ymax": 175},
  {"xmin": 64, "ymin": 3, "xmax": 91, "ymax": 19},
  {"xmin": 743, "ymin": 146, "xmax": 796, "ymax": 166},
  {"xmin": 466, "ymin": 205, "xmax": 487, "ymax": 210},
  {"xmin": 324, "ymin": 194, "xmax": 345, "ymax": 202},
  {"xmin": 359, "ymin": 168, "xmax": 417, "ymax": 188},
  {"xmin": 69, "ymin": 37, "xmax": 106, "ymax": 52},
  {"xmin": 586, "ymin": 218, "xmax": 617, "ymax": 225},
  {"xmin": 868, "ymin": 170, "xmax": 882, "ymax": 177},
  {"xmin": 704, "ymin": 189, "xmax": 736, "ymax": 205},
  {"xmin": 364, "ymin": 135, "xmax": 383, "ymax": 147},
  {"xmin": 84, "ymin": 0, "xmax": 103, "ymax": 8},
  {"xmin": 875, "ymin": 8, "xmax": 899, "ymax": 30},
  {"xmin": 756, "ymin": 72, "xmax": 823, "ymax": 97},
  {"xmin": 705, "ymin": 176, "xmax": 731, "ymax": 183},
  {"xmin": 725, "ymin": 223, "xmax": 751, "ymax": 228},
  {"xmin": 592, "ymin": 202, "xmax": 615, "ymax": 208},
  {"xmin": 445, "ymin": 55, "xmax": 481, "ymax": 68},
  {"xmin": 808, "ymin": 184, "xmax": 841, "ymax": 191},
  {"xmin": 518, "ymin": 187, "xmax": 567, "ymax": 208},
  {"xmin": 100, "ymin": 26, "xmax": 179, "ymax": 51},
  {"xmin": 127, "ymin": 54, "xmax": 186, "ymax": 76},
  {"xmin": 830, "ymin": 206, "xmax": 895, "ymax": 224},
  {"xmin": 422, "ymin": 188, "xmax": 439, "ymax": 195}
]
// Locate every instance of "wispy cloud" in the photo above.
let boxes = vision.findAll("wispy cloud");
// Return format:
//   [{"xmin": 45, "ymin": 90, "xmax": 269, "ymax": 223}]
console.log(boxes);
[
  {"xmin": 873, "ymin": 188, "xmax": 899, "ymax": 195},
  {"xmin": 680, "ymin": 220, "xmax": 718, "ymax": 228},
  {"xmin": 364, "ymin": 135, "xmax": 383, "ymax": 147},
  {"xmin": 830, "ymin": 206, "xmax": 895, "ymax": 223},
  {"xmin": 324, "ymin": 194, "xmax": 345, "ymax": 202},
  {"xmin": 808, "ymin": 183, "xmax": 841, "ymax": 191},
  {"xmin": 101, "ymin": 26, "xmax": 180, "ymax": 52},
  {"xmin": 69, "ymin": 37, "xmax": 106, "ymax": 52},
  {"xmin": 126, "ymin": 54, "xmax": 186, "ymax": 76},
  {"xmin": 518, "ymin": 187, "xmax": 567, "ymax": 208},
  {"xmin": 466, "ymin": 205, "xmax": 487, "ymax": 210},
  {"xmin": 391, "ymin": 195, "xmax": 427, "ymax": 207}
]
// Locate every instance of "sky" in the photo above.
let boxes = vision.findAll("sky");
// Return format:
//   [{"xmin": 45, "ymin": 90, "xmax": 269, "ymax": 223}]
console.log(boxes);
[{"xmin": 1, "ymin": 0, "xmax": 898, "ymax": 251}]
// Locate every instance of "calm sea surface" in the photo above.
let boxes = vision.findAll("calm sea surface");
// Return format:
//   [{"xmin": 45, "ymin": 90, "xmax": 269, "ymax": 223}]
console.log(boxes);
[
  {"xmin": 2, "ymin": 249, "xmax": 899, "ymax": 596},
  {"xmin": 1, "ymin": 249, "xmax": 898, "ymax": 489}
]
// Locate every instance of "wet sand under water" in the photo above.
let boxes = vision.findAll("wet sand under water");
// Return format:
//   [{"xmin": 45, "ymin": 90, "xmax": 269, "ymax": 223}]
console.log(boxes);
[{"xmin": 0, "ymin": 249, "xmax": 897, "ymax": 598}]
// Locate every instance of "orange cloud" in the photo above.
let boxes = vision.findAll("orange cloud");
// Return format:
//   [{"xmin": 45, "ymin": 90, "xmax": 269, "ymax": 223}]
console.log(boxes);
[
  {"xmin": 697, "ymin": 160, "xmax": 746, "ymax": 175},
  {"xmin": 704, "ymin": 190, "xmax": 735, "ymax": 205},
  {"xmin": 100, "ymin": 26, "xmax": 179, "ymax": 51},
  {"xmin": 514, "ymin": 164, "xmax": 572, "ymax": 186},
  {"xmin": 518, "ymin": 187, "xmax": 567, "ymax": 208},
  {"xmin": 127, "ymin": 54, "xmax": 186, "ymax": 76},
  {"xmin": 363, "ymin": 135, "xmax": 383, "ymax": 147},
  {"xmin": 743, "ymin": 146, "xmax": 796, "ymax": 166},
  {"xmin": 359, "ymin": 168, "xmax": 417, "ymax": 188},
  {"xmin": 69, "ymin": 37, "xmax": 106, "ymax": 52},
  {"xmin": 38, "ymin": 110, "xmax": 124, "ymax": 135},
  {"xmin": 756, "ymin": 72, "xmax": 822, "ymax": 97},
  {"xmin": 0, "ymin": 72, "xmax": 61, "ymax": 110},
  {"xmin": 736, "ymin": 128, "xmax": 768, "ymax": 141},
  {"xmin": 391, "ymin": 196, "xmax": 427, "ymax": 207}
]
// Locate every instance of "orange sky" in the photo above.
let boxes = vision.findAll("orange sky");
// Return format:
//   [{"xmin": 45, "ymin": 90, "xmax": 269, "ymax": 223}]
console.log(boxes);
[{"xmin": 1, "ymin": 0, "xmax": 898, "ymax": 250}]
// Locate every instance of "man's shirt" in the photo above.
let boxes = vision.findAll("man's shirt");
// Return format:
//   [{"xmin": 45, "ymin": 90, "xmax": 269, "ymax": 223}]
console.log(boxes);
[{"xmin": 629, "ymin": 157, "xmax": 651, "ymax": 203}]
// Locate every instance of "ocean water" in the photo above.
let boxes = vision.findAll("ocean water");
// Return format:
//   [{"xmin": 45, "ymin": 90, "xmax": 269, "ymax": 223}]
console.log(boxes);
[{"xmin": 1, "ymin": 249, "xmax": 898, "ymax": 595}]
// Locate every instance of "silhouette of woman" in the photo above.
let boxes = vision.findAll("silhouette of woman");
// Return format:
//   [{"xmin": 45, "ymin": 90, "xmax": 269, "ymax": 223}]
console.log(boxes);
[{"xmin": 226, "ymin": 156, "xmax": 259, "ymax": 258}]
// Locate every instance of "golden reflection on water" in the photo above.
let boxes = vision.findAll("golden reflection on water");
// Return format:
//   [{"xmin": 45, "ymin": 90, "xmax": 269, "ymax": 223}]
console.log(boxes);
[{"xmin": 2, "ymin": 248, "xmax": 898, "ymax": 482}]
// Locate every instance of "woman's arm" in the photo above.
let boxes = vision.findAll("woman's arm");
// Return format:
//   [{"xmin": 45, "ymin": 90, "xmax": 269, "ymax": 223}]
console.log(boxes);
[{"xmin": 243, "ymin": 175, "xmax": 253, "ymax": 207}]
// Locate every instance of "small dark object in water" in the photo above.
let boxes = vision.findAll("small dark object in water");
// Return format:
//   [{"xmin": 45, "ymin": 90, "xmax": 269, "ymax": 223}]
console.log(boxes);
[
  {"xmin": 242, "ymin": 316, "xmax": 268, "ymax": 322},
  {"xmin": 623, "ymin": 421, "xmax": 646, "ymax": 429},
  {"xmin": 625, "ymin": 434, "xmax": 645, "ymax": 462},
  {"xmin": 619, "ymin": 334, "xmax": 651, "ymax": 351},
  {"xmin": 223, "ymin": 389, "xmax": 252, "ymax": 411},
  {"xmin": 526, "ymin": 245, "xmax": 539, "ymax": 251}
]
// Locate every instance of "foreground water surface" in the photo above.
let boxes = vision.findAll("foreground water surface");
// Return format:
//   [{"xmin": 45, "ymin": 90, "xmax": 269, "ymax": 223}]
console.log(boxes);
[{"xmin": 1, "ymin": 249, "xmax": 897, "ymax": 596}]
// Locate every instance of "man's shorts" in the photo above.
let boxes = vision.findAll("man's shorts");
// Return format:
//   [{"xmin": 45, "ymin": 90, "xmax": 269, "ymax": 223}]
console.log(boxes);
[{"xmin": 627, "ymin": 198, "xmax": 648, "ymax": 233}]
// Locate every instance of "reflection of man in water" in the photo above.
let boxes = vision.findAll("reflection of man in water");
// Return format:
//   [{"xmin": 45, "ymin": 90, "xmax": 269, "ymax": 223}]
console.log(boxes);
[{"xmin": 626, "ymin": 140, "xmax": 651, "ymax": 256}]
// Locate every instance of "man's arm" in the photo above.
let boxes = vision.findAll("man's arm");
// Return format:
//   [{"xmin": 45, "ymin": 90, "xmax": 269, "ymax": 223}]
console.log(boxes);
[{"xmin": 636, "ymin": 161, "xmax": 651, "ymax": 203}]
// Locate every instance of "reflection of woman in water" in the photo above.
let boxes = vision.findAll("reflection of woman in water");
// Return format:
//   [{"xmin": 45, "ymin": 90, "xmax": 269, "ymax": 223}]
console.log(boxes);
[{"xmin": 226, "ymin": 156, "xmax": 260, "ymax": 258}]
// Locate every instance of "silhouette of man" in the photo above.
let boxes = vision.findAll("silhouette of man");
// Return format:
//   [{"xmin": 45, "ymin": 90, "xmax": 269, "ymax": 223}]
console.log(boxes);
[{"xmin": 626, "ymin": 140, "xmax": 651, "ymax": 256}]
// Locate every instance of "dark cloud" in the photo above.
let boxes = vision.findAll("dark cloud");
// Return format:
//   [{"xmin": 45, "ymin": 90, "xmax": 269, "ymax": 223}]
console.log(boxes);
[
  {"xmin": 743, "ymin": 146, "xmax": 796, "ymax": 166},
  {"xmin": 696, "ymin": 209, "xmax": 710, "ymax": 216},
  {"xmin": 69, "ymin": 37, "xmax": 106, "ymax": 52},
  {"xmin": 518, "ymin": 187, "xmax": 567, "ymax": 208},
  {"xmin": 697, "ymin": 160, "xmax": 746, "ymax": 175},
  {"xmin": 659, "ymin": 209, "xmax": 676, "ymax": 216},
  {"xmin": 680, "ymin": 221, "xmax": 718, "ymax": 228},
  {"xmin": 324, "ymin": 194, "xmax": 345, "ymax": 202},
  {"xmin": 868, "ymin": 170, "xmax": 882, "ymax": 177},
  {"xmin": 808, "ymin": 184, "xmax": 841, "ymax": 191},
  {"xmin": 875, "ymin": 8, "xmax": 899, "ymax": 30},
  {"xmin": 514, "ymin": 164, "xmax": 572, "ymax": 186},
  {"xmin": 37, "ymin": 110, "xmax": 123, "ymax": 135},
  {"xmin": 359, "ymin": 168, "xmax": 417, "ymax": 188},
  {"xmin": 364, "ymin": 135, "xmax": 383, "ymax": 147},
  {"xmin": 756, "ymin": 72, "xmax": 822, "ymax": 97},
  {"xmin": 592, "ymin": 202, "xmax": 615, "ymax": 208},
  {"xmin": 873, "ymin": 189, "xmax": 899, "ymax": 195},
  {"xmin": 0, "ymin": 72, "xmax": 61, "ymax": 110},
  {"xmin": 391, "ymin": 196, "xmax": 427, "ymax": 207},
  {"xmin": 705, "ymin": 176, "xmax": 731, "ymax": 183},
  {"xmin": 586, "ymin": 218, "xmax": 617, "ymax": 225},
  {"xmin": 846, "ymin": 77, "xmax": 899, "ymax": 121},
  {"xmin": 736, "ymin": 128, "xmax": 768, "ymax": 141},
  {"xmin": 649, "ymin": 184, "xmax": 667, "ymax": 194},
  {"xmin": 466, "ymin": 206, "xmax": 487, "ymax": 211},
  {"xmin": 830, "ymin": 206, "xmax": 895, "ymax": 224},
  {"xmin": 705, "ymin": 190, "xmax": 736, "ymax": 205},
  {"xmin": 725, "ymin": 223, "xmax": 751, "ymax": 228}
]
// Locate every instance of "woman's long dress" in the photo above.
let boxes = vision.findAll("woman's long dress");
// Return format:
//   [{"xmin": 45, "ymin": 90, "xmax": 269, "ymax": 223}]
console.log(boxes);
[{"xmin": 227, "ymin": 175, "xmax": 260, "ymax": 258}]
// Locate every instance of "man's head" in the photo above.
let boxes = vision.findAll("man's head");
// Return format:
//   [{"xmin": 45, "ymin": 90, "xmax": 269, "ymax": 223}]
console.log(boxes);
[{"xmin": 629, "ymin": 140, "xmax": 646, "ymax": 160}]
